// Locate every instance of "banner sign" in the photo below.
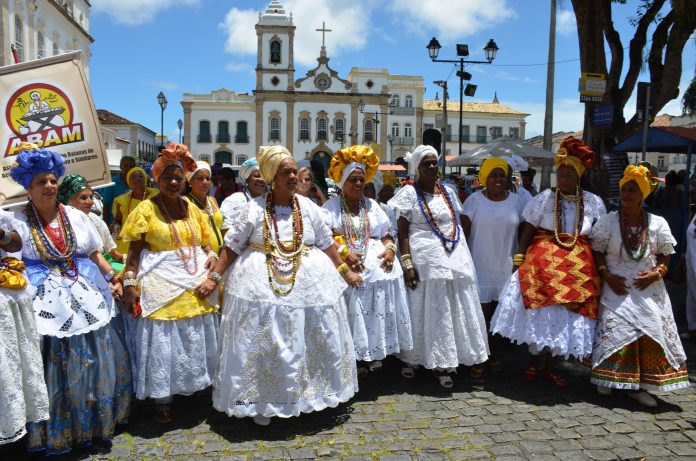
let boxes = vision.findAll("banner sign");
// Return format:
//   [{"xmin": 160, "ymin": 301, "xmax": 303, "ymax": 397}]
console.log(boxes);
[
  {"xmin": 578, "ymin": 72, "xmax": 606, "ymax": 104},
  {"xmin": 0, "ymin": 51, "xmax": 110, "ymax": 206}
]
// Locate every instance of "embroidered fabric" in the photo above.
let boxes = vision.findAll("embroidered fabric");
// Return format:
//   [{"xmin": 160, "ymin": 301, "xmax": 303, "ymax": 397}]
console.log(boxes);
[
  {"xmin": 0, "ymin": 287, "xmax": 49, "ymax": 445},
  {"xmin": 462, "ymin": 191, "xmax": 525, "ymax": 302},
  {"xmin": 589, "ymin": 212, "xmax": 685, "ymax": 370},
  {"xmin": 522, "ymin": 189, "xmax": 606, "ymax": 233},
  {"xmin": 88, "ymin": 212, "xmax": 116, "ymax": 253},
  {"xmin": 220, "ymin": 191, "xmax": 250, "ymax": 230},
  {"xmin": 686, "ymin": 217, "xmax": 696, "ymax": 330},
  {"xmin": 491, "ymin": 272, "xmax": 596, "ymax": 359}
]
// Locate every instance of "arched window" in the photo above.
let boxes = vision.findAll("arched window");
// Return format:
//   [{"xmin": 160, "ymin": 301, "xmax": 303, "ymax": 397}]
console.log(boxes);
[
  {"xmin": 37, "ymin": 31, "xmax": 45, "ymax": 59},
  {"xmin": 300, "ymin": 117, "xmax": 310, "ymax": 141},
  {"xmin": 236, "ymin": 121, "xmax": 248, "ymax": 143},
  {"xmin": 404, "ymin": 122, "xmax": 413, "ymax": 138},
  {"xmin": 52, "ymin": 40, "xmax": 59, "ymax": 56},
  {"xmin": 405, "ymin": 95, "xmax": 413, "ymax": 108},
  {"xmin": 317, "ymin": 118, "xmax": 328, "ymax": 141},
  {"xmin": 269, "ymin": 117, "xmax": 280, "ymax": 141},
  {"xmin": 198, "ymin": 121, "xmax": 211, "ymax": 143},
  {"xmin": 236, "ymin": 155, "xmax": 248, "ymax": 165},
  {"xmin": 199, "ymin": 154, "xmax": 211, "ymax": 163},
  {"xmin": 391, "ymin": 95, "xmax": 400, "ymax": 107},
  {"xmin": 391, "ymin": 122, "xmax": 400, "ymax": 137},
  {"xmin": 270, "ymin": 40, "xmax": 281, "ymax": 64},
  {"xmin": 217, "ymin": 120, "xmax": 230, "ymax": 143},
  {"xmin": 215, "ymin": 151, "xmax": 232, "ymax": 164},
  {"xmin": 364, "ymin": 119, "xmax": 374, "ymax": 143},
  {"xmin": 14, "ymin": 15, "xmax": 23, "ymax": 62},
  {"xmin": 334, "ymin": 119, "xmax": 344, "ymax": 142}
]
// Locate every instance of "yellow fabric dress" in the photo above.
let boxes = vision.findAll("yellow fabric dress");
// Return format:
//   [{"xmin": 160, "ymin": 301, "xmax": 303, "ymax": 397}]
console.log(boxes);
[
  {"xmin": 185, "ymin": 195, "xmax": 224, "ymax": 255},
  {"xmin": 113, "ymin": 188, "xmax": 159, "ymax": 254},
  {"xmin": 120, "ymin": 199, "xmax": 217, "ymax": 320}
]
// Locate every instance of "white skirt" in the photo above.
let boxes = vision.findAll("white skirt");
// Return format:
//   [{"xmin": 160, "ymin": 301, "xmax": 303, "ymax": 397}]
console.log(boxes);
[
  {"xmin": 345, "ymin": 278, "xmax": 413, "ymax": 362},
  {"xmin": 0, "ymin": 288, "xmax": 49, "ymax": 444},
  {"xmin": 129, "ymin": 312, "xmax": 219, "ymax": 400},
  {"xmin": 213, "ymin": 297, "xmax": 358, "ymax": 418},
  {"xmin": 491, "ymin": 272, "xmax": 596, "ymax": 359},
  {"xmin": 397, "ymin": 278, "xmax": 489, "ymax": 369}
]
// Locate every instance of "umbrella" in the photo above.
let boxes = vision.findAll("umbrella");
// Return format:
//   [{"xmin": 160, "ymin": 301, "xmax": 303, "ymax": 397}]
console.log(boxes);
[{"xmin": 447, "ymin": 136, "xmax": 555, "ymax": 167}]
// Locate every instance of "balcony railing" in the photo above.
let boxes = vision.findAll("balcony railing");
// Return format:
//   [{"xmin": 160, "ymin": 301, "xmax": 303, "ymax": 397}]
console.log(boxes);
[
  {"xmin": 216, "ymin": 134, "xmax": 231, "ymax": 143},
  {"xmin": 390, "ymin": 136, "xmax": 414, "ymax": 146},
  {"xmin": 390, "ymin": 107, "xmax": 415, "ymax": 116},
  {"xmin": 235, "ymin": 135, "xmax": 249, "ymax": 143},
  {"xmin": 198, "ymin": 134, "xmax": 212, "ymax": 143}
]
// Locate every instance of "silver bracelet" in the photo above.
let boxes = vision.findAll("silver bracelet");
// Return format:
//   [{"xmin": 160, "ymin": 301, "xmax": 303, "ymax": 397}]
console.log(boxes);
[
  {"xmin": 208, "ymin": 271, "xmax": 222, "ymax": 283},
  {"xmin": 123, "ymin": 278, "xmax": 137, "ymax": 288},
  {"xmin": 104, "ymin": 270, "xmax": 116, "ymax": 283},
  {"xmin": 0, "ymin": 228, "xmax": 11, "ymax": 246},
  {"xmin": 384, "ymin": 242, "xmax": 398, "ymax": 255},
  {"xmin": 207, "ymin": 252, "xmax": 219, "ymax": 261}
]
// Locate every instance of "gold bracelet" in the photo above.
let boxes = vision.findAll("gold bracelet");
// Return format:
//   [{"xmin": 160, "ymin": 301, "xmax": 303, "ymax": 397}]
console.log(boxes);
[
  {"xmin": 400, "ymin": 253, "xmax": 412, "ymax": 263},
  {"xmin": 337, "ymin": 262, "xmax": 350, "ymax": 275},
  {"xmin": 655, "ymin": 270, "xmax": 663, "ymax": 280},
  {"xmin": 339, "ymin": 245, "xmax": 350, "ymax": 260}
]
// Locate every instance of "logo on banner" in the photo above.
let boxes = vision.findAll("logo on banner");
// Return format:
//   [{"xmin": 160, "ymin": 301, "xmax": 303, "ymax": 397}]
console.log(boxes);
[{"xmin": 4, "ymin": 83, "xmax": 84, "ymax": 157}]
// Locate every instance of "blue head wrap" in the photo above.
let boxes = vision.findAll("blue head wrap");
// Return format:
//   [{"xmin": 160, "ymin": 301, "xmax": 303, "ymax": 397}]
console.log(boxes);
[
  {"xmin": 239, "ymin": 157, "xmax": 260, "ymax": 183},
  {"xmin": 10, "ymin": 147, "xmax": 66, "ymax": 189}
]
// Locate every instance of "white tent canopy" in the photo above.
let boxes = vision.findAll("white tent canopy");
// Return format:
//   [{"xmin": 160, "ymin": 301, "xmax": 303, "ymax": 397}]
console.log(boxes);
[{"xmin": 448, "ymin": 136, "xmax": 555, "ymax": 167}]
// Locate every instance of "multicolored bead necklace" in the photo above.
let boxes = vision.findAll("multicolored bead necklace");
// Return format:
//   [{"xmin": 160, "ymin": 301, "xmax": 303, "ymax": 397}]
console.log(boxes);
[
  {"xmin": 553, "ymin": 185, "xmax": 583, "ymax": 249},
  {"xmin": 340, "ymin": 195, "xmax": 370, "ymax": 260},
  {"xmin": 415, "ymin": 181, "xmax": 460, "ymax": 252},
  {"xmin": 263, "ymin": 191, "xmax": 304, "ymax": 295},
  {"xmin": 619, "ymin": 207, "xmax": 650, "ymax": 261},
  {"xmin": 156, "ymin": 195, "xmax": 199, "ymax": 275},
  {"xmin": 188, "ymin": 193, "xmax": 222, "ymax": 251},
  {"xmin": 27, "ymin": 202, "xmax": 78, "ymax": 278}
]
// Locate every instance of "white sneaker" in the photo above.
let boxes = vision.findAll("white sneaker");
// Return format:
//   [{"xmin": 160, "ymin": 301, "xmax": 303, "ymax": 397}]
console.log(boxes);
[
  {"xmin": 596, "ymin": 385, "xmax": 612, "ymax": 395},
  {"xmin": 628, "ymin": 391, "xmax": 658, "ymax": 407},
  {"xmin": 253, "ymin": 415, "xmax": 271, "ymax": 426}
]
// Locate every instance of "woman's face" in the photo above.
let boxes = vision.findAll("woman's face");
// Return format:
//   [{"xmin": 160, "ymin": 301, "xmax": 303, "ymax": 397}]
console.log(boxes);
[
  {"xmin": 128, "ymin": 170, "xmax": 146, "ymax": 190},
  {"xmin": 485, "ymin": 168, "xmax": 508, "ymax": 196},
  {"xmin": 342, "ymin": 169, "xmax": 366, "ymax": 202},
  {"xmin": 296, "ymin": 170, "xmax": 313, "ymax": 197},
  {"xmin": 417, "ymin": 154, "xmax": 439, "ymax": 181},
  {"xmin": 556, "ymin": 165, "xmax": 579, "ymax": 194},
  {"xmin": 273, "ymin": 158, "xmax": 298, "ymax": 196},
  {"xmin": 69, "ymin": 189, "xmax": 94, "ymax": 215},
  {"xmin": 246, "ymin": 169, "xmax": 267, "ymax": 197},
  {"xmin": 620, "ymin": 180, "xmax": 643, "ymax": 209},
  {"xmin": 189, "ymin": 169, "xmax": 212, "ymax": 197},
  {"xmin": 378, "ymin": 185, "xmax": 395, "ymax": 203},
  {"xmin": 157, "ymin": 165, "xmax": 185, "ymax": 200},
  {"xmin": 28, "ymin": 173, "xmax": 58, "ymax": 205}
]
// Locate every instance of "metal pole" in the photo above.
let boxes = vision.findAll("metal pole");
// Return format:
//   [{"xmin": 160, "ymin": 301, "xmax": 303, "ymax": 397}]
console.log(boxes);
[
  {"xmin": 641, "ymin": 85, "xmax": 651, "ymax": 161},
  {"xmin": 160, "ymin": 108, "xmax": 164, "ymax": 150},
  {"xmin": 441, "ymin": 81, "xmax": 448, "ymax": 179},
  {"xmin": 458, "ymin": 59, "xmax": 464, "ymax": 161}
]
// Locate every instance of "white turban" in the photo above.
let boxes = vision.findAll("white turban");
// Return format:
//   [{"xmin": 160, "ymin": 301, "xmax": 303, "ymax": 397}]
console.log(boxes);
[
  {"xmin": 185, "ymin": 160, "xmax": 211, "ymax": 182},
  {"xmin": 405, "ymin": 145, "xmax": 439, "ymax": 177},
  {"xmin": 239, "ymin": 157, "xmax": 260, "ymax": 183},
  {"xmin": 500, "ymin": 154, "xmax": 529, "ymax": 172},
  {"xmin": 338, "ymin": 162, "xmax": 366, "ymax": 190}
]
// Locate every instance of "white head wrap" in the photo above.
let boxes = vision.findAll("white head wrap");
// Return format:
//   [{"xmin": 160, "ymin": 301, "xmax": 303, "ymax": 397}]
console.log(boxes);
[
  {"xmin": 338, "ymin": 162, "xmax": 366, "ymax": 190},
  {"xmin": 185, "ymin": 160, "xmax": 211, "ymax": 182},
  {"xmin": 372, "ymin": 170, "xmax": 384, "ymax": 193},
  {"xmin": 239, "ymin": 157, "xmax": 260, "ymax": 183},
  {"xmin": 405, "ymin": 145, "xmax": 439, "ymax": 177},
  {"xmin": 500, "ymin": 154, "xmax": 529, "ymax": 172}
]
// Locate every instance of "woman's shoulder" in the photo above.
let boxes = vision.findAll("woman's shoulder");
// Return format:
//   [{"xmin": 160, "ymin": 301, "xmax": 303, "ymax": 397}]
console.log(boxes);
[{"xmin": 648, "ymin": 212, "xmax": 670, "ymax": 229}]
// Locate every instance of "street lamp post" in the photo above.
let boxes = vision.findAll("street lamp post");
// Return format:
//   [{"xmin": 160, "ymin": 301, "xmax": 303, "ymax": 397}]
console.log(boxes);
[
  {"xmin": 157, "ymin": 91, "xmax": 168, "ymax": 151},
  {"xmin": 177, "ymin": 118, "xmax": 183, "ymax": 144},
  {"xmin": 387, "ymin": 134, "xmax": 394, "ymax": 161},
  {"xmin": 434, "ymin": 80, "xmax": 448, "ymax": 178},
  {"xmin": 427, "ymin": 37, "xmax": 499, "ymax": 175},
  {"xmin": 358, "ymin": 99, "xmax": 398, "ymax": 147}
]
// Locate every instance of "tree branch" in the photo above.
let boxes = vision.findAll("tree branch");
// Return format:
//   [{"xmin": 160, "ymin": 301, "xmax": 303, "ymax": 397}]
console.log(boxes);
[{"xmin": 602, "ymin": 0, "xmax": 623, "ymax": 102}]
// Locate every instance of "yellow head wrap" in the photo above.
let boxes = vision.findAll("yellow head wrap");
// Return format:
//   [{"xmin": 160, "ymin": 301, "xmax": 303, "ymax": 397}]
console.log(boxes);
[
  {"xmin": 554, "ymin": 136, "xmax": 595, "ymax": 177},
  {"xmin": 126, "ymin": 167, "xmax": 148, "ymax": 188},
  {"xmin": 619, "ymin": 164, "xmax": 659, "ymax": 200},
  {"xmin": 382, "ymin": 171, "xmax": 399, "ymax": 188},
  {"xmin": 478, "ymin": 158, "xmax": 509, "ymax": 186},
  {"xmin": 328, "ymin": 145, "xmax": 380, "ymax": 189},
  {"xmin": 256, "ymin": 145, "xmax": 293, "ymax": 183}
]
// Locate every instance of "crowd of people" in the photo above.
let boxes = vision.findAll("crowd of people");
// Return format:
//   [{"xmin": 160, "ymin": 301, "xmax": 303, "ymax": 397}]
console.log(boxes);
[{"xmin": 0, "ymin": 137, "xmax": 691, "ymax": 454}]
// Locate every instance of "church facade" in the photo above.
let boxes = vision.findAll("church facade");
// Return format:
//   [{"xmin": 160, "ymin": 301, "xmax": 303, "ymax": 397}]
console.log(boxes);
[{"xmin": 182, "ymin": 0, "xmax": 528, "ymax": 174}]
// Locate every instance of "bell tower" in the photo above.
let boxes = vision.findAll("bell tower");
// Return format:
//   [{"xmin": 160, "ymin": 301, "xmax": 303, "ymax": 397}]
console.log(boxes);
[{"xmin": 255, "ymin": 1, "xmax": 295, "ymax": 92}]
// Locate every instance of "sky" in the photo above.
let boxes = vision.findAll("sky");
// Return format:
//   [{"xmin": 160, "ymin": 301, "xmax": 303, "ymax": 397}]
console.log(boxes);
[{"xmin": 88, "ymin": 0, "xmax": 696, "ymax": 143}]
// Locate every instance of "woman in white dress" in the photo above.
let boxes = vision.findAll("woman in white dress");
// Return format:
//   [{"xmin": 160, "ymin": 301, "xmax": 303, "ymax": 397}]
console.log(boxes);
[
  {"xmin": 196, "ymin": 145, "xmax": 360, "ymax": 426},
  {"xmin": 0, "ymin": 210, "xmax": 48, "ymax": 445},
  {"xmin": 323, "ymin": 145, "xmax": 412, "ymax": 377},
  {"xmin": 387, "ymin": 145, "xmax": 489, "ymax": 388},
  {"xmin": 491, "ymin": 137, "xmax": 606, "ymax": 388},
  {"xmin": 684, "ymin": 186, "xmax": 696, "ymax": 339},
  {"xmin": 590, "ymin": 164, "xmax": 689, "ymax": 406},
  {"xmin": 462, "ymin": 157, "xmax": 525, "ymax": 372},
  {"xmin": 219, "ymin": 157, "xmax": 266, "ymax": 236}
]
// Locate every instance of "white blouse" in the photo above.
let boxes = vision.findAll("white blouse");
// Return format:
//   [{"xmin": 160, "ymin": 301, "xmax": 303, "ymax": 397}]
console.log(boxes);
[
  {"xmin": 220, "ymin": 190, "xmax": 251, "ymax": 230},
  {"xmin": 523, "ymin": 188, "xmax": 606, "ymax": 235}
]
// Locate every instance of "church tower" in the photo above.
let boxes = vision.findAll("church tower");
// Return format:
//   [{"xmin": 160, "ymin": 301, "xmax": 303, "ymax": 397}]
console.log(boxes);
[{"xmin": 255, "ymin": 1, "xmax": 295, "ymax": 92}]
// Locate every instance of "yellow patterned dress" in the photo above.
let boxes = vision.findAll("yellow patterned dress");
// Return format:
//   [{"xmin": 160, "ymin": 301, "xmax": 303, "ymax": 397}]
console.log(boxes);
[
  {"xmin": 113, "ymin": 188, "xmax": 159, "ymax": 254},
  {"xmin": 120, "ymin": 199, "xmax": 219, "ymax": 400}
]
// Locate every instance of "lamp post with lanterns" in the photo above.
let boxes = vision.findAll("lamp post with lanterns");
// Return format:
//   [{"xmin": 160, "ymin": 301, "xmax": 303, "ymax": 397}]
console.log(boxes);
[
  {"xmin": 426, "ymin": 38, "xmax": 499, "ymax": 170},
  {"xmin": 157, "ymin": 91, "xmax": 168, "ymax": 151},
  {"xmin": 177, "ymin": 118, "xmax": 183, "ymax": 144}
]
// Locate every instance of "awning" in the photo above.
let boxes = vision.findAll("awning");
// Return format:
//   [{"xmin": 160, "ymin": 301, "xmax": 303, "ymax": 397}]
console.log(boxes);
[{"xmin": 378, "ymin": 164, "xmax": 406, "ymax": 171}]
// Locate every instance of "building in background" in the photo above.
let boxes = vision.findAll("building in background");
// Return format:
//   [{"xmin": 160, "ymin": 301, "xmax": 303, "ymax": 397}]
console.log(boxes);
[
  {"xmin": 97, "ymin": 109, "xmax": 158, "ymax": 162},
  {"xmin": 1, "ymin": 0, "xmax": 93, "ymax": 75}
]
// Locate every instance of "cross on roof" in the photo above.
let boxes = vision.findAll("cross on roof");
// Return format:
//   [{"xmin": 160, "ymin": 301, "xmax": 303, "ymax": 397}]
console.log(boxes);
[{"xmin": 316, "ymin": 21, "xmax": 332, "ymax": 47}]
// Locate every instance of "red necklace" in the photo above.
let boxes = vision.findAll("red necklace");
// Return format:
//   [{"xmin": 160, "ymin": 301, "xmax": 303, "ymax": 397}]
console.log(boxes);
[{"xmin": 37, "ymin": 211, "xmax": 66, "ymax": 254}]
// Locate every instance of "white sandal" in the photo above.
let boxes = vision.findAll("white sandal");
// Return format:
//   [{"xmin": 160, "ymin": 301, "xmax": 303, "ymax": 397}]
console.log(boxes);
[
  {"xmin": 253, "ymin": 415, "xmax": 272, "ymax": 426},
  {"xmin": 401, "ymin": 365, "xmax": 415, "ymax": 378},
  {"xmin": 628, "ymin": 391, "xmax": 658, "ymax": 407},
  {"xmin": 434, "ymin": 371, "xmax": 454, "ymax": 389}
]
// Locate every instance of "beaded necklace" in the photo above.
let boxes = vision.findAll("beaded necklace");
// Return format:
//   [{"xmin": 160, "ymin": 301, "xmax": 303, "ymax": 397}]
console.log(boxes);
[
  {"xmin": 27, "ymin": 202, "xmax": 78, "ymax": 278},
  {"xmin": 263, "ymin": 191, "xmax": 304, "ymax": 295},
  {"xmin": 553, "ymin": 185, "xmax": 583, "ymax": 249},
  {"xmin": 415, "ymin": 181, "xmax": 460, "ymax": 252},
  {"xmin": 188, "ymin": 193, "xmax": 222, "ymax": 250},
  {"xmin": 619, "ymin": 208, "xmax": 650, "ymax": 261},
  {"xmin": 340, "ymin": 195, "xmax": 370, "ymax": 260},
  {"xmin": 126, "ymin": 188, "xmax": 148, "ymax": 215},
  {"xmin": 155, "ymin": 195, "xmax": 199, "ymax": 275},
  {"xmin": 242, "ymin": 186, "xmax": 251, "ymax": 202}
]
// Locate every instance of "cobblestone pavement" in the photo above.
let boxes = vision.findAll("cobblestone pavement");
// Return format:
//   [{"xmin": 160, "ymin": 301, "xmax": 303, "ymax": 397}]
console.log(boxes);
[{"xmin": 3, "ymin": 283, "xmax": 696, "ymax": 461}]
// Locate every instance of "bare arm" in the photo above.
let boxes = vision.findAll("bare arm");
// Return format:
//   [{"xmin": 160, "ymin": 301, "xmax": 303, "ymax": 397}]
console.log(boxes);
[
  {"xmin": 0, "ymin": 229, "xmax": 22, "ymax": 253},
  {"xmin": 397, "ymin": 216, "xmax": 419, "ymax": 290},
  {"xmin": 194, "ymin": 246, "xmax": 238, "ymax": 298},
  {"xmin": 461, "ymin": 215, "xmax": 472, "ymax": 240},
  {"xmin": 122, "ymin": 238, "xmax": 145, "ymax": 313},
  {"xmin": 517, "ymin": 222, "xmax": 537, "ymax": 255}
]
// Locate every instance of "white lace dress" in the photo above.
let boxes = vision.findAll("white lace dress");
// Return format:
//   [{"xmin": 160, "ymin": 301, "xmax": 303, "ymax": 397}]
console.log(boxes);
[
  {"xmin": 462, "ymin": 191, "xmax": 526, "ymax": 303},
  {"xmin": 490, "ymin": 189, "xmax": 606, "ymax": 359},
  {"xmin": 387, "ymin": 185, "xmax": 489, "ymax": 370},
  {"xmin": 323, "ymin": 197, "xmax": 413, "ymax": 361},
  {"xmin": 220, "ymin": 190, "xmax": 251, "ymax": 231},
  {"xmin": 214, "ymin": 194, "xmax": 358, "ymax": 418},
  {"xmin": 589, "ymin": 211, "xmax": 689, "ymax": 389},
  {"xmin": 0, "ymin": 210, "xmax": 48, "ymax": 445},
  {"xmin": 686, "ymin": 216, "xmax": 696, "ymax": 331}
]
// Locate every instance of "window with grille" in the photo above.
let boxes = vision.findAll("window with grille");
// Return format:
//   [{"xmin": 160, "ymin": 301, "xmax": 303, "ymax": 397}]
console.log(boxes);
[
  {"xmin": 217, "ymin": 121, "xmax": 230, "ymax": 143},
  {"xmin": 270, "ymin": 117, "xmax": 280, "ymax": 141},
  {"xmin": 404, "ymin": 123, "xmax": 412, "ymax": 138},
  {"xmin": 334, "ymin": 119, "xmax": 344, "ymax": 142},
  {"xmin": 270, "ymin": 41, "xmax": 281, "ymax": 63},
  {"xmin": 391, "ymin": 95, "xmax": 400, "ymax": 107},
  {"xmin": 37, "ymin": 31, "xmax": 45, "ymax": 59},
  {"xmin": 317, "ymin": 118, "xmax": 327, "ymax": 141},
  {"xmin": 14, "ymin": 16, "xmax": 23, "ymax": 62},
  {"xmin": 391, "ymin": 122, "xmax": 399, "ymax": 137},
  {"xmin": 198, "ymin": 121, "xmax": 211, "ymax": 143},
  {"xmin": 405, "ymin": 95, "xmax": 413, "ymax": 108},
  {"xmin": 490, "ymin": 127, "xmax": 503, "ymax": 139},
  {"xmin": 364, "ymin": 120, "xmax": 374, "ymax": 143},
  {"xmin": 236, "ymin": 121, "xmax": 249, "ymax": 143},
  {"xmin": 300, "ymin": 117, "xmax": 310, "ymax": 141},
  {"xmin": 509, "ymin": 127, "xmax": 519, "ymax": 139}
]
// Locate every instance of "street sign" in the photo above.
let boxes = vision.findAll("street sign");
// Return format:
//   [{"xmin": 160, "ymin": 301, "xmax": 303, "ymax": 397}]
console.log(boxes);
[
  {"xmin": 579, "ymin": 72, "xmax": 606, "ymax": 103},
  {"xmin": 593, "ymin": 105, "xmax": 613, "ymax": 125}
]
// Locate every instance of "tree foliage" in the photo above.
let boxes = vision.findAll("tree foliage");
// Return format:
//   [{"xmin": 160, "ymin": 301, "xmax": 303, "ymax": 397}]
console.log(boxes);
[{"xmin": 683, "ymin": 76, "xmax": 696, "ymax": 116}]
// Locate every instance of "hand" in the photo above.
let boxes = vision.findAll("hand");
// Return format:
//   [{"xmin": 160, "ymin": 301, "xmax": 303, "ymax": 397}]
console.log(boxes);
[
  {"xmin": 123, "ymin": 286, "xmax": 140, "ymax": 317},
  {"xmin": 204, "ymin": 254, "xmax": 218, "ymax": 270},
  {"xmin": 345, "ymin": 251, "xmax": 365, "ymax": 273},
  {"xmin": 343, "ymin": 270, "xmax": 363, "ymax": 288},
  {"xmin": 379, "ymin": 248, "xmax": 395, "ymax": 273},
  {"xmin": 604, "ymin": 272, "xmax": 629, "ymax": 296},
  {"xmin": 195, "ymin": 279, "xmax": 218, "ymax": 298},
  {"xmin": 111, "ymin": 281, "xmax": 123, "ymax": 302},
  {"xmin": 404, "ymin": 268, "xmax": 419, "ymax": 290},
  {"xmin": 633, "ymin": 270, "xmax": 660, "ymax": 290}
]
